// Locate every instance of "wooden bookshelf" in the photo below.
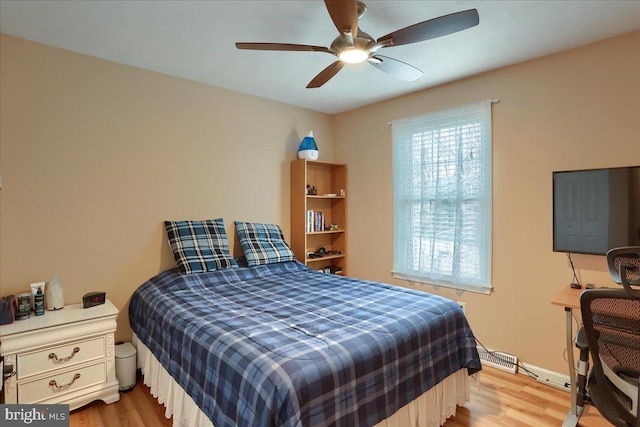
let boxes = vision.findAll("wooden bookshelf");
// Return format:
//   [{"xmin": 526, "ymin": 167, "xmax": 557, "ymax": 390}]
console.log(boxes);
[{"xmin": 291, "ymin": 160, "xmax": 347, "ymax": 275}]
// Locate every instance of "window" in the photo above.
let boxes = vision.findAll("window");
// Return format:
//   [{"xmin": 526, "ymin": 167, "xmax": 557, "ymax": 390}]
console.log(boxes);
[{"xmin": 391, "ymin": 100, "xmax": 493, "ymax": 294}]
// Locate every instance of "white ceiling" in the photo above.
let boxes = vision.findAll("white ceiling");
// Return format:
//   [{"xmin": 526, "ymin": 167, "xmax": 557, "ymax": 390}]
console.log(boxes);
[{"xmin": 1, "ymin": 1, "xmax": 639, "ymax": 114}]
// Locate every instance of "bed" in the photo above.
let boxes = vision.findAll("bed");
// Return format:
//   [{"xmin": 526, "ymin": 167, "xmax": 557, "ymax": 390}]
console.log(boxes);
[{"xmin": 129, "ymin": 259, "xmax": 481, "ymax": 427}]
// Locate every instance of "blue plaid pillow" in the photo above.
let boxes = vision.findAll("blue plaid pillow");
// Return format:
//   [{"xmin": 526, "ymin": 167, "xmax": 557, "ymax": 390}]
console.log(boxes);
[
  {"xmin": 164, "ymin": 219, "xmax": 237, "ymax": 274},
  {"xmin": 234, "ymin": 221, "xmax": 297, "ymax": 266}
]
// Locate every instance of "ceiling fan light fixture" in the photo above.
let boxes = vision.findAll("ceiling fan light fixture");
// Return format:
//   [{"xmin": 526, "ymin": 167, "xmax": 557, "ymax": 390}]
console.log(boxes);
[
  {"xmin": 236, "ymin": 3, "xmax": 480, "ymax": 88},
  {"xmin": 339, "ymin": 48, "xmax": 369, "ymax": 64}
]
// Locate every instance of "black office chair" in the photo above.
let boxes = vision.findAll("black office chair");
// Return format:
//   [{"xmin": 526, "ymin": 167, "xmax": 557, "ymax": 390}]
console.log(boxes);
[
  {"xmin": 579, "ymin": 246, "xmax": 640, "ymax": 427},
  {"xmin": 607, "ymin": 247, "xmax": 640, "ymax": 298},
  {"xmin": 575, "ymin": 247, "xmax": 640, "ymax": 411}
]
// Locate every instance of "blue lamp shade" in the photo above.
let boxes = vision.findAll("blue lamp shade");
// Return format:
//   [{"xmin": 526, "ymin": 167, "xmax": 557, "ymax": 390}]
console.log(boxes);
[{"xmin": 298, "ymin": 131, "xmax": 319, "ymax": 160}]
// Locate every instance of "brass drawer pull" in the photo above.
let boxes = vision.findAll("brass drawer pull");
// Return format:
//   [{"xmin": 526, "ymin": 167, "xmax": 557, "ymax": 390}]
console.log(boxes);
[
  {"xmin": 48, "ymin": 347, "xmax": 80, "ymax": 362},
  {"xmin": 49, "ymin": 373, "xmax": 81, "ymax": 390}
]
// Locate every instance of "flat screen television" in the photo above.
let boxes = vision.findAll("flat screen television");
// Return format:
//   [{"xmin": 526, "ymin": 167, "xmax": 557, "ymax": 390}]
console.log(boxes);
[{"xmin": 553, "ymin": 166, "xmax": 640, "ymax": 255}]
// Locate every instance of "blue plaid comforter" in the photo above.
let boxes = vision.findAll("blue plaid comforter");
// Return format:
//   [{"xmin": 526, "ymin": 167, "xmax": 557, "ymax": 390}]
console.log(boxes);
[{"xmin": 129, "ymin": 261, "xmax": 481, "ymax": 427}]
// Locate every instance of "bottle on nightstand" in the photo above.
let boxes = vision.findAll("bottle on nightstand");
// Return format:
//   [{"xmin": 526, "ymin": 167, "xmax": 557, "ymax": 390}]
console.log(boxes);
[{"xmin": 34, "ymin": 287, "xmax": 44, "ymax": 316}]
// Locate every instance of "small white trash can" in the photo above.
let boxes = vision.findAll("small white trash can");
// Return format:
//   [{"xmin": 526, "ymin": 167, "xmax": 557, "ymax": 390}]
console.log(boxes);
[{"xmin": 115, "ymin": 342, "xmax": 137, "ymax": 392}]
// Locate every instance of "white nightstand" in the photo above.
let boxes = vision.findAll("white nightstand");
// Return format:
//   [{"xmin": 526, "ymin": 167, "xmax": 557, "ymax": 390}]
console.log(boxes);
[{"xmin": 0, "ymin": 300, "xmax": 120, "ymax": 409}]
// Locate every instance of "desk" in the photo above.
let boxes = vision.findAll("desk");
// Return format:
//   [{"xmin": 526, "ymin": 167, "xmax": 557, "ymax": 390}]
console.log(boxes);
[
  {"xmin": 551, "ymin": 285, "xmax": 584, "ymax": 427},
  {"xmin": 551, "ymin": 286, "xmax": 613, "ymax": 427}
]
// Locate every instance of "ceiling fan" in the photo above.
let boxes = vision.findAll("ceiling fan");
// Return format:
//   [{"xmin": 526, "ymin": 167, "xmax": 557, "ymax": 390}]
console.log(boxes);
[{"xmin": 235, "ymin": 0, "xmax": 479, "ymax": 88}]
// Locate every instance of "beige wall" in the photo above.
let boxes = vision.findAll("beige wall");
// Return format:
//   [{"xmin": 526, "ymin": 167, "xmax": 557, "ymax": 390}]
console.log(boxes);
[
  {"xmin": 0, "ymin": 34, "xmax": 334, "ymax": 341},
  {"xmin": 333, "ymin": 31, "xmax": 640, "ymax": 374},
  {"xmin": 1, "ymin": 30, "xmax": 639, "ymax": 376}
]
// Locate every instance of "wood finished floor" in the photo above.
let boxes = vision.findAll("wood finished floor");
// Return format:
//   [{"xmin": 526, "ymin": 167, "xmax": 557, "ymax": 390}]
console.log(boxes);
[{"xmin": 69, "ymin": 366, "xmax": 611, "ymax": 427}]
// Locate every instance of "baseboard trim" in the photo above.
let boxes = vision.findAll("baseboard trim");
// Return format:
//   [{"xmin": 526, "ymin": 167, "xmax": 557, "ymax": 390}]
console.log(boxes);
[{"xmin": 519, "ymin": 362, "xmax": 571, "ymax": 393}]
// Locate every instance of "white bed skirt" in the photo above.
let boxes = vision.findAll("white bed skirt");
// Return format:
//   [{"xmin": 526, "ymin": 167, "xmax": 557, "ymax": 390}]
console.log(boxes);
[{"xmin": 133, "ymin": 334, "xmax": 471, "ymax": 427}]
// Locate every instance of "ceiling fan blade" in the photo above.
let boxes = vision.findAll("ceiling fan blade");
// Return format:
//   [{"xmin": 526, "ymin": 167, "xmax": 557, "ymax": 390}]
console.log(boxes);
[
  {"xmin": 235, "ymin": 42, "xmax": 332, "ymax": 54},
  {"xmin": 307, "ymin": 61, "xmax": 345, "ymax": 88},
  {"xmin": 377, "ymin": 9, "xmax": 479, "ymax": 47},
  {"xmin": 324, "ymin": 0, "xmax": 358, "ymax": 38},
  {"xmin": 369, "ymin": 55, "xmax": 423, "ymax": 81}
]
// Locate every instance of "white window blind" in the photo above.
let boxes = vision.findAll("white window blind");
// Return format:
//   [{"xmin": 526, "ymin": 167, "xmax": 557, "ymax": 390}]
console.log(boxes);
[{"xmin": 391, "ymin": 100, "xmax": 493, "ymax": 294}]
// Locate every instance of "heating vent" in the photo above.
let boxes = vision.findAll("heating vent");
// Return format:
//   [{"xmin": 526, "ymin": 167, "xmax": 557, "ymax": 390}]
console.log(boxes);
[{"xmin": 477, "ymin": 347, "xmax": 518, "ymax": 374}]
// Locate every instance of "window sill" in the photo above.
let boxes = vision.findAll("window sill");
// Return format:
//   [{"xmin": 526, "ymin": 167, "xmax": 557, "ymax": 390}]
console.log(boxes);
[{"xmin": 391, "ymin": 271, "xmax": 492, "ymax": 295}]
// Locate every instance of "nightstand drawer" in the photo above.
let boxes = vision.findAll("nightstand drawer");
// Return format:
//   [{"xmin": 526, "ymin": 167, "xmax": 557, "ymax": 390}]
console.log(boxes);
[
  {"xmin": 1, "ymin": 300, "xmax": 119, "ymax": 409},
  {"xmin": 17, "ymin": 336, "xmax": 106, "ymax": 379},
  {"xmin": 18, "ymin": 361, "xmax": 107, "ymax": 404}
]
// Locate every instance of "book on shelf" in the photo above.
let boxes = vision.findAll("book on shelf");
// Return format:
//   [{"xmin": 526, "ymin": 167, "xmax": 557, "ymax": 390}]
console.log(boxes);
[{"xmin": 306, "ymin": 210, "xmax": 326, "ymax": 232}]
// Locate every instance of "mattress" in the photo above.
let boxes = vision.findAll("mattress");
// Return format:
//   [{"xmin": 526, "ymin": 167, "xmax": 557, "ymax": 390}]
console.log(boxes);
[{"xmin": 129, "ymin": 261, "xmax": 481, "ymax": 427}]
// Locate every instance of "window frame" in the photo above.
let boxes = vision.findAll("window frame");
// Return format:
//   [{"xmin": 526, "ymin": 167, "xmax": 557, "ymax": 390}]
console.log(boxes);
[{"xmin": 391, "ymin": 100, "xmax": 494, "ymax": 294}]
